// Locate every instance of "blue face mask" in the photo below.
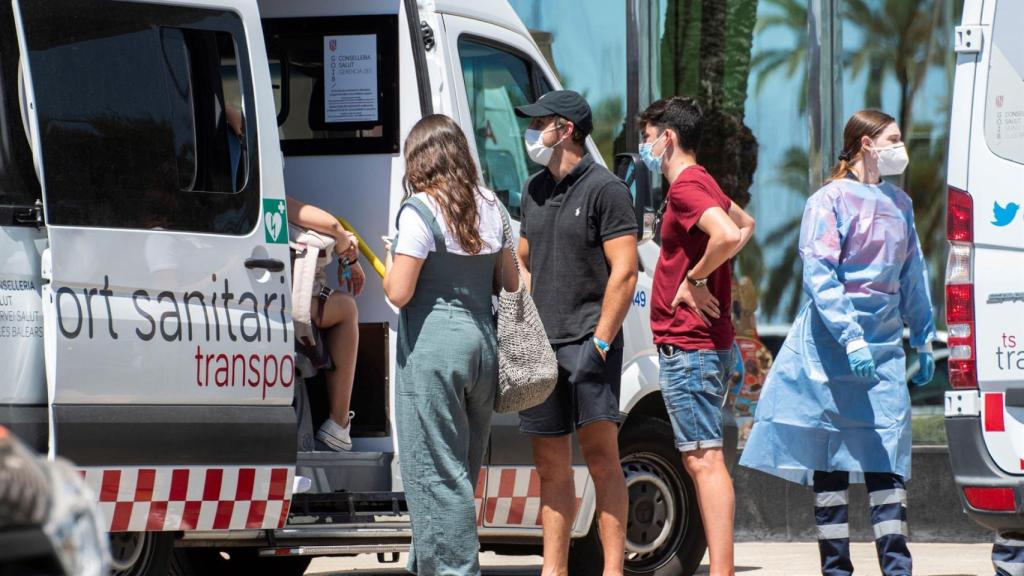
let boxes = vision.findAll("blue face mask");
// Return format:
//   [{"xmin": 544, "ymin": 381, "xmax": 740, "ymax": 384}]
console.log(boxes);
[{"xmin": 639, "ymin": 133, "xmax": 666, "ymax": 175}]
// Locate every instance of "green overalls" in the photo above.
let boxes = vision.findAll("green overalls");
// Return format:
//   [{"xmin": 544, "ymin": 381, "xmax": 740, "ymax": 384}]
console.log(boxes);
[{"xmin": 395, "ymin": 197, "xmax": 501, "ymax": 575}]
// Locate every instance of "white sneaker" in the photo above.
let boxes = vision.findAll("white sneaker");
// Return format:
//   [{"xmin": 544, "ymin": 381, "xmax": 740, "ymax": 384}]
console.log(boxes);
[{"xmin": 316, "ymin": 412, "xmax": 354, "ymax": 452}]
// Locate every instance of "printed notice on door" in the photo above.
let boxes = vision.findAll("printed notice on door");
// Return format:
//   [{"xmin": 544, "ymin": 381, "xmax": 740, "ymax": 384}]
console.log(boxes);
[{"xmin": 324, "ymin": 34, "xmax": 378, "ymax": 123}]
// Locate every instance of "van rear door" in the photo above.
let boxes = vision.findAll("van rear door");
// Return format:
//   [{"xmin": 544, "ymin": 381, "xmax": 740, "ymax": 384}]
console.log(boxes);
[
  {"xmin": 967, "ymin": 0, "xmax": 1024, "ymax": 476},
  {"xmin": 13, "ymin": 0, "xmax": 297, "ymax": 531}
]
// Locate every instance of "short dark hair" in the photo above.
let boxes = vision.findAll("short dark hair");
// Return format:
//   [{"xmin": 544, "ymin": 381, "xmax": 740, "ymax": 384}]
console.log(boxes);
[
  {"xmin": 555, "ymin": 117, "xmax": 588, "ymax": 145},
  {"xmin": 637, "ymin": 96, "xmax": 703, "ymax": 153}
]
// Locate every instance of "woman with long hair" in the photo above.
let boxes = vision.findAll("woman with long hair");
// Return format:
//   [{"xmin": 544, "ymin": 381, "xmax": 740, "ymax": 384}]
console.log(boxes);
[
  {"xmin": 741, "ymin": 110, "xmax": 936, "ymax": 576},
  {"xmin": 383, "ymin": 114, "xmax": 519, "ymax": 575}
]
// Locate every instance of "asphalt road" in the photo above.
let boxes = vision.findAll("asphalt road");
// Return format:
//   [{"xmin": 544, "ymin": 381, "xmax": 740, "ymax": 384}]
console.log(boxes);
[{"xmin": 305, "ymin": 542, "xmax": 996, "ymax": 575}]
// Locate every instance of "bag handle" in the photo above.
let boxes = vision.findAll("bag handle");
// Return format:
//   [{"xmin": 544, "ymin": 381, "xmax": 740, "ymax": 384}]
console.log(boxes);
[{"xmin": 496, "ymin": 201, "xmax": 522, "ymax": 275}]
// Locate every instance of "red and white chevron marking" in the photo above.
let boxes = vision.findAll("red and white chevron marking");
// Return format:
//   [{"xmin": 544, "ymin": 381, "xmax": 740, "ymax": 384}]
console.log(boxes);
[
  {"xmin": 981, "ymin": 392, "xmax": 1024, "ymax": 472},
  {"xmin": 80, "ymin": 466, "xmax": 294, "ymax": 532},
  {"xmin": 476, "ymin": 466, "xmax": 589, "ymax": 528}
]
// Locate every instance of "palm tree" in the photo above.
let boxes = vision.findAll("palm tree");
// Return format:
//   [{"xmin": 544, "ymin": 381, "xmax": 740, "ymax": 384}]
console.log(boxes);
[
  {"xmin": 760, "ymin": 146, "xmax": 810, "ymax": 320},
  {"xmin": 842, "ymin": 0, "xmax": 944, "ymax": 137},
  {"xmin": 749, "ymin": 0, "xmax": 808, "ymax": 111}
]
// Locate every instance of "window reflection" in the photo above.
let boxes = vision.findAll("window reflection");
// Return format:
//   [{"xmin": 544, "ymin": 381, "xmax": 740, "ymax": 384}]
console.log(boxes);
[
  {"xmin": 508, "ymin": 0, "xmax": 628, "ymax": 169},
  {"xmin": 458, "ymin": 39, "xmax": 538, "ymax": 218}
]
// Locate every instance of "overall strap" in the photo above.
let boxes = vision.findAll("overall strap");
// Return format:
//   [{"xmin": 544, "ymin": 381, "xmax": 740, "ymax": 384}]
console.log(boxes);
[{"xmin": 399, "ymin": 196, "xmax": 448, "ymax": 255}]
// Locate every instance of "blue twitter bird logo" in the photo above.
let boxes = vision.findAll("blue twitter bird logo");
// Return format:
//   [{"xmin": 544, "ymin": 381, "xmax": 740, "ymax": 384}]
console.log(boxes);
[{"xmin": 993, "ymin": 202, "xmax": 1020, "ymax": 227}]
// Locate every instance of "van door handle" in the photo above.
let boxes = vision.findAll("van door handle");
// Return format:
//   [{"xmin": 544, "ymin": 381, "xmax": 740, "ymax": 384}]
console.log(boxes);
[{"xmin": 245, "ymin": 258, "xmax": 285, "ymax": 272}]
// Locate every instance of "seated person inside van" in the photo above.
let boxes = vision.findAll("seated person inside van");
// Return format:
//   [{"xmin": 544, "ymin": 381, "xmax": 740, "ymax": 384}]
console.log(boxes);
[
  {"xmin": 286, "ymin": 196, "xmax": 365, "ymax": 452},
  {"xmin": 225, "ymin": 107, "xmax": 362, "ymax": 451}
]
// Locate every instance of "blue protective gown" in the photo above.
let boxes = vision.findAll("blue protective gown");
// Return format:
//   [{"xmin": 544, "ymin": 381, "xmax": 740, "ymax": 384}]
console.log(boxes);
[{"xmin": 740, "ymin": 178, "xmax": 936, "ymax": 485}]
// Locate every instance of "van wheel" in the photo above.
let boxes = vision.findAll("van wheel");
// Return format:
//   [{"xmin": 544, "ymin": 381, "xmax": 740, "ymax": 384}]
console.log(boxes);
[
  {"xmin": 109, "ymin": 532, "xmax": 174, "ymax": 576},
  {"xmin": 171, "ymin": 548, "xmax": 311, "ymax": 576},
  {"xmin": 568, "ymin": 418, "xmax": 706, "ymax": 576}
]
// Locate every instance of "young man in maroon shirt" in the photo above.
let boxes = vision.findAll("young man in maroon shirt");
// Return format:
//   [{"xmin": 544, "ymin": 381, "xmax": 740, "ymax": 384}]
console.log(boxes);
[{"xmin": 638, "ymin": 97, "xmax": 755, "ymax": 576}]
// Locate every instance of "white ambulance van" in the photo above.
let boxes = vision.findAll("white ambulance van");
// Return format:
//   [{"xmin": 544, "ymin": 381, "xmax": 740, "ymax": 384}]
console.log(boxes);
[
  {"xmin": 0, "ymin": 0, "xmax": 736, "ymax": 574},
  {"xmin": 945, "ymin": 0, "xmax": 1024, "ymax": 535}
]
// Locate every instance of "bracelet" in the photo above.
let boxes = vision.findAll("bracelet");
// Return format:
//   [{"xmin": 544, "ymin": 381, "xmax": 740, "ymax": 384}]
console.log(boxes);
[{"xmin": 593, "ymin": 337, "xmax": 610, "ymax": 353}]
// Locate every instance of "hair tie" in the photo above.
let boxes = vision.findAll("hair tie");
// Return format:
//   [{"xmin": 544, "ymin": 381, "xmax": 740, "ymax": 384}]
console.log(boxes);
[{"xmin": 838, "ymin": 151, "xmax": 851, "ymax": 162}]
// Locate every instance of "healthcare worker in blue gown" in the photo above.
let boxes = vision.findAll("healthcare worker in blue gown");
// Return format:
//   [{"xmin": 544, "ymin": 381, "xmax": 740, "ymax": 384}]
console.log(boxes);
[{"xmin": 740, "ymin": 110, "xmax": 936, "ymax": 576}]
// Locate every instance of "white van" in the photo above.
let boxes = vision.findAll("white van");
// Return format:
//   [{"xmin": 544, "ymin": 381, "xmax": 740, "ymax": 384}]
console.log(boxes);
[
  {"xmin": 0, "ymin": 0, "xmax": 737, "ymax": 574},
  {"xmin": 945, "ymin": 0, "xmax": 1024, "ymax": 535}
]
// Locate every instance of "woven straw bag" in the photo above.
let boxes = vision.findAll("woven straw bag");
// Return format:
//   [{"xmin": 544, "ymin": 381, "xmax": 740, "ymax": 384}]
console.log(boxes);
[{"xmin": 494, "ymin": 206, "xmax": 558, "ymax": 413}]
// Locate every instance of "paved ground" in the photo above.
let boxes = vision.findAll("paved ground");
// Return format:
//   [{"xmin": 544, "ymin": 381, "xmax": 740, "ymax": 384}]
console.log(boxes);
[{"xmin": 306, "ymin": 542, "xmax": 995, "ymax": 575}]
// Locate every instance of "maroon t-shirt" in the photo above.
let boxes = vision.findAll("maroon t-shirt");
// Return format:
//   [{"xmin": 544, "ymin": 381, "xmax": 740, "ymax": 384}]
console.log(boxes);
[{"xmin": 651, "ymin": 165, "xmax": 735, "ymax": 350}]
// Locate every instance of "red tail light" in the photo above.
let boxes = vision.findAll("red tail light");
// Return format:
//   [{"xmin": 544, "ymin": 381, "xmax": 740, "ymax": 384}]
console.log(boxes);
[
  {"xmin": 947, "ymin": 186, "xmax": 973, "ymax": 242},
  {"xmin": 945, "ymin": 187, "xmax": 975, "ymax": 389},
  {"xmin": 963, "ymin": 487, "xmax": 1017, "ymax": 512},
  {"xmin": 946, "ymin": 283, "xmax": 977, "ymax": 389}
]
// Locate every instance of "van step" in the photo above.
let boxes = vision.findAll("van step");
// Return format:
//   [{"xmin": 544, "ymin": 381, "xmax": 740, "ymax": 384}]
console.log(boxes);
[
  {"xmin": 258, "ymin": 543, "xmax": 409, "ymax": 558},
  {"xmin": 287, "ymin": 491, "xmax": 408, "ymax": 525}
]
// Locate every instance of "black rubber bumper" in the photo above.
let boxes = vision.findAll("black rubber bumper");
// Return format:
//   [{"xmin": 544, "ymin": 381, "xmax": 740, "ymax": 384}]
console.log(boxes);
[
  {"xmin": 53, "ymin": 404, "xmax": 296, "ymax": 467},
  {"xmin": 945, "ymin": 415, "xmax": 1024, "ymax": 533}
]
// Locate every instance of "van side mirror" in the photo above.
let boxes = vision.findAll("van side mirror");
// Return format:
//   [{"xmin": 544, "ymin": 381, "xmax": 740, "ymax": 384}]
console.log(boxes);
[{"xmin": 614, "ymin": 153, "xmax": 655, "ymax": 242}]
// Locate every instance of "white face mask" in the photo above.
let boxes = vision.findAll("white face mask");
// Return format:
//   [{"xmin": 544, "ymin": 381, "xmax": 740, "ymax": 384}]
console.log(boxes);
[
  {"xmin": 869, "ymin": 142, "xmax": 910, "ymax": 176},
  {"xmin": 524, "ymin": 126, "xmax": 562, "ymax": 166}
]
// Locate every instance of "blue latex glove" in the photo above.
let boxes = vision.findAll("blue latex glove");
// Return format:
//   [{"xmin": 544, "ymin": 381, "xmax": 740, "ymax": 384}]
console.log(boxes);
[
  {"xmin": 912, "ymin": 352, "xmax": 935, "ymax": 387},
  {"xmin": 848, "ymin": 348, "xmax": 877, "ymax": 380}
]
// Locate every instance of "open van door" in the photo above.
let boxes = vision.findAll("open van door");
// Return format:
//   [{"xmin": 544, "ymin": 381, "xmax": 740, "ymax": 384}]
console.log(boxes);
[
  {"xmin": 0, "ymin": 2, "xmax": 46, "ymax": 452},
  {"xmin": 13, "ymin": 0, "xmax": 296, "ymax": 533}
]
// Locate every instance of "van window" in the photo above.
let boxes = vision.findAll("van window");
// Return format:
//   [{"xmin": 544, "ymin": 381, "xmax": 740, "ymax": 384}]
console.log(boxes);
[
  {"xmin": 984, "ymin": 1, "xmax": 1024, "ymax": 165},
  {"xmin": 458, "ymin": 39, "xmax": 549, "ymax": 219},
  {"xmin": 0, "ymin": 5, "xmax": 41, "ymax": 215},
  {"xmin": 17, "ymin": 1, "xmax": 258, "ymax": 233},
  {"xmin": 263, "ymin": 16, "xmax": 400, "ymax": 156}
]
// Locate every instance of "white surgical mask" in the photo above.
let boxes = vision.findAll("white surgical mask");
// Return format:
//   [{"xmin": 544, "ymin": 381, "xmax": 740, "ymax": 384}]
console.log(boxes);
[
  {"xmin": 524, "ymin": 127, "xmax": 561, "ymax": 166},
  {"xmin": 869, "ymin": 142, "xmax": 909, "ymax": 176}
]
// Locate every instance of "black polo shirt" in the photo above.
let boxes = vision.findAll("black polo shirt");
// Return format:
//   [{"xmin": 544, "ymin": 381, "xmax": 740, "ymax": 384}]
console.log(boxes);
[{"xmin": 520, "ymin": 154, "xmax": 637, "ymax": 345}]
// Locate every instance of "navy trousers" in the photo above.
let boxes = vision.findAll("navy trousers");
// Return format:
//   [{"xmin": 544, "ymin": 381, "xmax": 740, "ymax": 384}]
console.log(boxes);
[{"xmin": 813, "ymin": 471, "xmax": 911, "ymax": 576}]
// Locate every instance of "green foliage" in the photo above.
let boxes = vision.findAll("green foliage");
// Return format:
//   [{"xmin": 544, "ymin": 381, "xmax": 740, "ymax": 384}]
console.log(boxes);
[{"xmin": 911, "ymin": 414, "xmax": 947, "ymax": 446}]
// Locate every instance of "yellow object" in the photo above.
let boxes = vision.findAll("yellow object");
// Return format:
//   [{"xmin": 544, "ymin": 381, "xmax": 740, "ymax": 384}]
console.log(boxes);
[{"xmin": 337, "ymin": 217, "xmax": 386, "ymax": 278}]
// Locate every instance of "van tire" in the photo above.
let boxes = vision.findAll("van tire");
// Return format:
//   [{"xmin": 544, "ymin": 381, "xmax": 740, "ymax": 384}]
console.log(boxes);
[
  {"xmin": 171, "ymin": 548, "xmax": 311, "ymax": 576},
  {"xmin": 568, "ymin": 417, "xmax": 706, "ymax": 576},
  {"xmin": 109, "ymin": 532, "xmax": 174, "ymax": 576}
]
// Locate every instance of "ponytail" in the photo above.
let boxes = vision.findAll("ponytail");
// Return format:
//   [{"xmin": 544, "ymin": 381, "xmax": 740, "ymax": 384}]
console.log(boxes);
[
  {"xmin": 825, "ymin": 109, "xmax": 897, "ymax": 184},
  {"xmin": 826, "ymin": 151, "xmax": 854, "ymax": 183}
]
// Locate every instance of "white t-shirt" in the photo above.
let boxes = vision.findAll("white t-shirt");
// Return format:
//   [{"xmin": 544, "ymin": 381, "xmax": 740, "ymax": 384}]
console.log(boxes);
[{"xmin": 395, "ymin": 189, "xmax": 504, "ymax": 258}]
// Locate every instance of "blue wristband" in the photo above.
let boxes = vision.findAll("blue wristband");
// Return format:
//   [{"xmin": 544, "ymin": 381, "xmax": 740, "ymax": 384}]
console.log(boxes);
[{"xmin": 593, "ymin": 337, "xmax": 610, "ymax": 353}]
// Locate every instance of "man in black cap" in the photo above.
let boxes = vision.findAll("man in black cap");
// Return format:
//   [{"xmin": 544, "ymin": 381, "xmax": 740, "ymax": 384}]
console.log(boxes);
[{"xmin": 514, "ymin": 90, "xmax": 638, "ymax": 575}]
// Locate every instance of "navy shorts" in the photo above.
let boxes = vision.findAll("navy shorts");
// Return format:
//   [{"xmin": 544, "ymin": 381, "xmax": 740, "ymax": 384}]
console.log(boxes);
[
  {"xmin": 659, "ymin": 346, "xmax": 733, "ymax": 452},
  {"xmin": 518, "ymin": 337, "xmax": 623, "ymax": 436}
]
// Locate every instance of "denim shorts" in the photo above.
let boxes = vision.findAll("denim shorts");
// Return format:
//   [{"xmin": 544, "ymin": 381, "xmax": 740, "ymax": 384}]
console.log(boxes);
[
  {"xmin": 519, "ymin": 337, "xmax": 623, "ymax": 436},
  {"xmin": 658, "ymin": 346, "xmax": 733, "ymax": 452}
]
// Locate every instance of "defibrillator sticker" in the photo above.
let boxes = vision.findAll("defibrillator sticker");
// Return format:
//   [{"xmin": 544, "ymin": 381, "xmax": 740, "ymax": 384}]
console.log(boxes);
[{"xmin": 263, "ymin": 199, "xmax": 288, "ymax": 244}]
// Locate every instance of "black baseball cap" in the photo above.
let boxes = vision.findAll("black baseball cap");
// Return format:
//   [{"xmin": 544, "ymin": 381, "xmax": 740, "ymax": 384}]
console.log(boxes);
[{"xmin": 515, "ymin": 90, "xmax": 593, "ymax": 137}]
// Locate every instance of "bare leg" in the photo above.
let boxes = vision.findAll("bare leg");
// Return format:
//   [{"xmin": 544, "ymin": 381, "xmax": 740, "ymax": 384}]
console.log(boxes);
[
  {"xmin": 312, "ymin": 293, "xmax": 358, "ymax": 427},
  {"xmin": 578, "ymin": 421, "xmax": 627, "ymax": 576},
  {"xmin": 682, "ymin": 447, "xmax": 735, "ymax": 576},
  {"xmin": 531, "ymin": 435, "xmax": 575, "ymax": 576}
]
